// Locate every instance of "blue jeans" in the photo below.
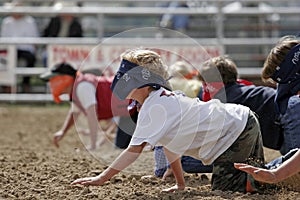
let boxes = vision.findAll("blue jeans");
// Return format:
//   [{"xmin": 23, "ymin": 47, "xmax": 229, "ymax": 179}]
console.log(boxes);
[
  {"xmin": 154, "ymin": 146, "xmax": 169, "ymax": 177},
  {"xmin": 172, "ymin": 15, "xmax": 189, "ymax": 30},
  {"xmin": 154, "ymin": 146, "xmax": 213, "ymax": 177},
  {"xmin": 181, "ymin": 156, "xmax": 213, "ymax": 173},
  {"xmin": 265, "ymin": 148, "xmax": 298, "ymax": 169},
  {"xmin": 280, "ymin": 95, "xmax": 300, "ymax": 155}
]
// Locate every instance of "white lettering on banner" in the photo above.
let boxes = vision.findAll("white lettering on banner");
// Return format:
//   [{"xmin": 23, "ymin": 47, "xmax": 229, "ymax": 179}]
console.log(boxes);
[
  {"xmin": 48, "ymin": 45, "xmax": 222, "ymax": 73},
  {"xmin": 52, "ymin": 46, "xmax": 90, "ymax": 62},
  {"xmin": 48, "ymin": 45, "xmax": 130, "ymax": 72}
]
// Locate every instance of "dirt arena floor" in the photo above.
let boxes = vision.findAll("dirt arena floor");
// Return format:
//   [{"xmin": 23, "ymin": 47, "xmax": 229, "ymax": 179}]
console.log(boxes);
[{"xmin": 0, "ymin": 104, "xmax": 299, "ymax": 200}]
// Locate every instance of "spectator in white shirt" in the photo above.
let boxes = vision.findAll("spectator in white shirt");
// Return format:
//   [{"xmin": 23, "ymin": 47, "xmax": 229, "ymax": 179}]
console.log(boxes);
[{"xmin": 0, "ymin": 1, "xmax": 39, "ymax": 92}]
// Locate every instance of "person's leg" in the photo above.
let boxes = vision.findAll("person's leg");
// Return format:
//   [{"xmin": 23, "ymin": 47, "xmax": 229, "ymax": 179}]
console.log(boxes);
[
  {"xmin": 42, "ymin": 49, "xmax": 48, "ymax": 68},
  {"xmin": 17, "ymin": 50, "xmax": 36, "ymax": 92},
  {"xmin": 212, "ymin": 111, "xmax": 264, "ymax": 193},
  {"xmin": 114, "ymin": 127, "xmax": 132, "ymax": 149},
  {"xmin": 153, "ymin": 146, "xmax": 169, "ymax": 177},
  {"xmin": 181, "ymin": 156, "xmax": 213, "ymax": 173},
  {"xmin": 265, "ymin": 148, "xmax": 299, "ymax": 170},
  {"xmin": 114, "ymin": 116, "xmax": 134, "ymax": 149},
  {"xmin": 280, "ymin": 95, "xmax": 300, "ymax": 155}
]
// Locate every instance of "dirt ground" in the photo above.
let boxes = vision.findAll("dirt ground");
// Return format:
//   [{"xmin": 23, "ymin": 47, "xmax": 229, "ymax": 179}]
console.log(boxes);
[{"xmin": 0, "ymin": 104, "xmax": 299, "ymax": 200}]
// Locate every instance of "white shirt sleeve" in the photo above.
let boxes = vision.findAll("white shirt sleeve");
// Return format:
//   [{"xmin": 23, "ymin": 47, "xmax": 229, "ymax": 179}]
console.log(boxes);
[
  {"xmin": 129, "ymin": 90, "xmax": 181, "ymax": 148},
  {"xmin": 76, "ymin": 82, "xmax": 97, "ymax": 110},
  {"xmin": 129, "ymin": 103, "xmax": 169, "ymax": 148}
]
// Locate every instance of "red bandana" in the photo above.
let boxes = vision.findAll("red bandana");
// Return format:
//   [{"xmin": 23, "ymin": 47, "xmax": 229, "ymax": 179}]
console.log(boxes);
[
  {"xmin": 202, "ymin": 82, "xmax": 224, "ymax": 101},
  {"xmin": 237, "ymin": 79, "xmax": 253, "ymax": 86}
]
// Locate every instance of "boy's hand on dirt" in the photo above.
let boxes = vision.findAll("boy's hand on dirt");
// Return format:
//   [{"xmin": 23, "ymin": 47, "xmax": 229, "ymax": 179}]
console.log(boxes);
[
  {"xmin": 53, "ymin": 130, "xmax": 64, "ymax": 148},
  {"xmin": 71, "ymin": 175, "xmax": 105, "ymax": 186},
  {"xmin": 234, "ymin": 163, "xmax": 277, "ymax": 183},
  {"xmin": 162, "ymin": 184, "xmax": 185, "ymax": 193}
]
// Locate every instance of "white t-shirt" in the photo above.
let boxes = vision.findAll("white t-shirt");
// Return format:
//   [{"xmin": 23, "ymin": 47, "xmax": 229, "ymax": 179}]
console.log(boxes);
[
  {"xmin": 129, "ymin": 88, "xmax": 250, "ymax": 165},
  {"xmin": 72, "ymin": 81, "xmax": 97, "ymax": 111}
]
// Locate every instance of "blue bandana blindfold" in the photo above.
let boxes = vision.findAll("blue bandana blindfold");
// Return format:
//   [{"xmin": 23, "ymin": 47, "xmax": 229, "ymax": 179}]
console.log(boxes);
[
  {"xmin": 271, "ymin": 43, "xmax": 300, "ymax": 114},
  {"xmin": 271, "ymin": 43, "xmax": 300, "ymax": 84},
  {"xmin": 110, "ymin": 59, "xmax": 171, "ymax": 100}
]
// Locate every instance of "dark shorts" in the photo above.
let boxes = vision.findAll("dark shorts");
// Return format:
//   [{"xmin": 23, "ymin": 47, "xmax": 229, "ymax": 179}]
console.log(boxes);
[{"xmin": 211, "ymin": 111, "xmax": 265, "ymax": 193}]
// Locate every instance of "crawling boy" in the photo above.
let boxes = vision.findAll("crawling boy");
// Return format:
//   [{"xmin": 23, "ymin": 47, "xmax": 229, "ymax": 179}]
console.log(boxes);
[{"xmin": 72, "ymin": 48, "xmax": 264, "ymax": 193}]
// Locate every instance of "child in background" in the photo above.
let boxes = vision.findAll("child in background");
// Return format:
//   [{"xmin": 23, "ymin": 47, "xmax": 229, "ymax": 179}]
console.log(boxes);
[
  {"xmin": 72, "ymin": 48, "xmax": 265, "ymax": 193},
  {"xmin": 40, "ymin": 62, "xmax": 137, "ymax": 150},
  {"xmin": 198, "ymin": 55, "xmax": 282, "ymax": 151},
  {"xmin": 168, "ymin": 60, "xmax": 201, "ymax": 98},
  {"xmin": 260, "ymin": 35, "xmax": 300, "ymax": 155},
  {"xmin": 0, "ymin": 1, "xmax": 39, "ymax": 92}
]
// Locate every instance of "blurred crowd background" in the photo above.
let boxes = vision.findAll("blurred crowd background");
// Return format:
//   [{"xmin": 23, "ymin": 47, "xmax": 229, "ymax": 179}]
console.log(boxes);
[{"xmin": 0, "ymin": 0, "xmax": 299, "ymax": 99}]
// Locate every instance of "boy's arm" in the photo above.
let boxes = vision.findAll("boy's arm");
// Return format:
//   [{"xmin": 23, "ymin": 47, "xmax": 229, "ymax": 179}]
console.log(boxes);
[
  {"xmin": 235, "ymin": 150, "xmax": 300, "ymax": 183},
  {"xmin": 85, "ymin": 104, "xmax": 99, "ymax": 150},
  {"xmin": 162, "ymin": 147, "xmax": 185, "ymax": 192},
  {"xmin": 274, "ymin": 150, "xmax": 300, "ymax": 181},
  {"xmin": 53, "ymin": 108, "xmax": 80, "ymax": 147},
  {"xmin": 71, "ymin": 142, "xmax": 147, "ymax": 186}
]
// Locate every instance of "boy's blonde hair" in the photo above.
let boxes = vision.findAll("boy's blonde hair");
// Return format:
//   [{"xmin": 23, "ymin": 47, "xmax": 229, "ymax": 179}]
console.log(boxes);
[{"xmin": 121, "ymin": 48, "xmax": 170, "ymax": 80}]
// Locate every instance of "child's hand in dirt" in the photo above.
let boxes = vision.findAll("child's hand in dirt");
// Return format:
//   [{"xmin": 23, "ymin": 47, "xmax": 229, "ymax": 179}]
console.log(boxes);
[
  {"xmin": 234, "ymin": 163, "xmax": 277, "ymax": 183},
  {"xmin": 86, "ymin": 143, "xmax": 97, "ymax": 151},
  {"xmin": 162, "ymin": 184, "xmax": 185, "ymax": 193},
  {"xmin": 53, "ymin": 130, "xmax": 64, "ymax": 148},
  {"xmin": 71, "ymin": 175, "xmax": 106, "ymax": 186}
]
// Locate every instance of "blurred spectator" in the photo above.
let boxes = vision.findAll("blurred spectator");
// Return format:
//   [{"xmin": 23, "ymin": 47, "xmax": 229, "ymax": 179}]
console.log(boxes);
[
  {"xmin": 0, "ymin": 1, "xmax": 39, "ymax": 92},
  {"xmin": 81, "ymin": 2, "xmax": 102, "ymax": 37},
  {"xmin": 159, "ymin": 1, "xmax": 190, "ymax": 33},
  {"xmin": 42, "ymin": 1, "xmax": 83, "ymax": 67},
  {"xmin": 43, "ymin": 2, "xmax": 83, "ymax": 37}
]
